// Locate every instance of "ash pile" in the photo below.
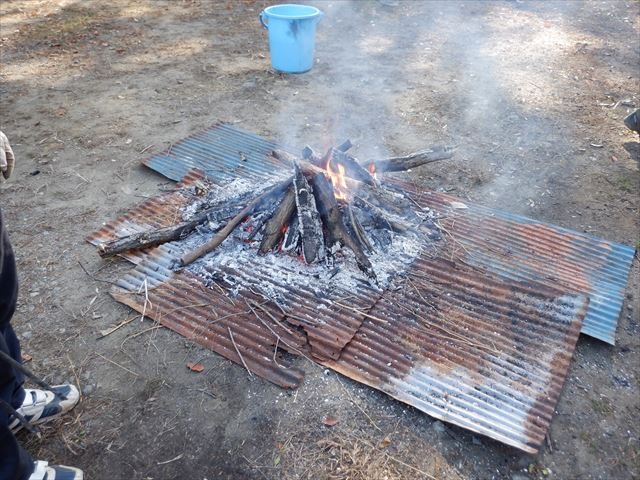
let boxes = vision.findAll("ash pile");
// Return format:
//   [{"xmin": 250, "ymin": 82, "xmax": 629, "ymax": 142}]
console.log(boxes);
[{"xmin": 99, "ymin": 141, "xmax": 455, "ymax": 299}]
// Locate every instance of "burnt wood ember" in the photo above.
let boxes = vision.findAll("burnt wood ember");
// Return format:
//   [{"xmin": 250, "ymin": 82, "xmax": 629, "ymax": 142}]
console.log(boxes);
[
  {"xmin": 293, "ymin": 163, "xmax": 325, "ymax": 264},
  {"xmin": 281, "ymin": 214, "xmax": 300, "ymax": 252},
  {"xmin": 181, "ymin": 178, "xmax": 291, "ymax": 265}
]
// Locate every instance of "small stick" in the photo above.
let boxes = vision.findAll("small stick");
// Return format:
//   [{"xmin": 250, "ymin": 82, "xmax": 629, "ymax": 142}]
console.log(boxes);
[
  {"xmin": 98, "ymin": 315, "xmax": 137, "ymax": 338},
  {"xmin": 228, "ymin": 327, "xmax": 253, "ymax": 377},
  {"xmin": 94, "ymin": 352, "xmax": 139, "ymax": 377},
  {"xmin": 66, "ymin": 353, "xmax": 82, "ymax": 398},
  {"xmin": 335, "ymin": 375, "xmax": 381, "ymax": 431},
  {"xmin": 157, "ymin": 453, "xmax": 184, "ymax": 465}
]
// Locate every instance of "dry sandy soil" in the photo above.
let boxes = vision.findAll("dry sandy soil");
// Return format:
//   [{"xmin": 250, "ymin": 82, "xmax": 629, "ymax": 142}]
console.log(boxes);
[{"xmin": 1, "ymin": 1, "xmax": 638, "ymax": 479}]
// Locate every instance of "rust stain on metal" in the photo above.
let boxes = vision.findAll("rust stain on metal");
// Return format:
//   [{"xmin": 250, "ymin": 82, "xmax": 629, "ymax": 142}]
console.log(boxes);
[{"xmin": 325, "ymin": 256, "xmax": 587, "ymax": 453}]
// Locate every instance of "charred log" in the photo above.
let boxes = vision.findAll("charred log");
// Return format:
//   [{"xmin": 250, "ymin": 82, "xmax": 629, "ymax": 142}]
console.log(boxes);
[
  {"xmin": 98, "ymin": 197, "xmax": 248, "ymax": 258},
  {"xmin": 293, "ymin": 163, "xmax": 325, "ymax": 264},
  {"xmin": 259, "ymin": 186, "xmax": 297, "ymax": 254},
  {"xmin": 98, "ymin": 220, "xmax": 199, "ymax": 258},
  {"xmin": 364, "ymin": 146, "xmax": 456, "ymax": 173},
  {"xmin": 309, "ymin": 172, "xmax": 376, "ymax": 281},
  {"xmin": 345, "ymin": 204, "xmax": 374, "ymax": 254},
  {"xmin": 329, "ymin": 148, "xmax": 377, "ymax": 187}
]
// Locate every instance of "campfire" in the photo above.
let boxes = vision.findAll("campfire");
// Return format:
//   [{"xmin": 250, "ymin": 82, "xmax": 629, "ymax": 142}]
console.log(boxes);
[
  {"xmin": 97, "ymin": 141, "xmax": 455, "ymax": 285},
  {"xmin": 88, "ymin": 123, "xmax": 635, "ymax": 454}
]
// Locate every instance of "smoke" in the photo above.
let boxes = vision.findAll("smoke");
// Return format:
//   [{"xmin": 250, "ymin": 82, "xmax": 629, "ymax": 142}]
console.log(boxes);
[{"xmin": 270, "ymin": 0, "xmax": 610, "ymax": 212}]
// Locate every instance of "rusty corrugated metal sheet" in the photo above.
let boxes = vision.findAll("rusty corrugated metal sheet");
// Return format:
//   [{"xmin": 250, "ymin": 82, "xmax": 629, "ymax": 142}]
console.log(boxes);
[
  {"xmin": 325, "ymin": 255, "xmax": 587, "ymax": 453},
  {"xmin": 85, "ymin": 123, "xmax": 634, "ymax": 453},
  {"xmin": 393, "ymin": 185, "xmax": 636, "ymax": 344}
]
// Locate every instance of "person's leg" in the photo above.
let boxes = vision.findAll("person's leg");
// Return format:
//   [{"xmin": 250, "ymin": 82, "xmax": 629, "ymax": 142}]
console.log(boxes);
[
  {"xmin": 1, "ymin": 330, "xmax": 34, "ymax": 480},
  {"xmin": 1, "ymin": 209, "xmax": 33, "ymax": 480}
]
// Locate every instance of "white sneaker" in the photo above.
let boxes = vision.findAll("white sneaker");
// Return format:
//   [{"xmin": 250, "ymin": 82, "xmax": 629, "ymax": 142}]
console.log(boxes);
[
  {"xmin": 29, "ymin": 460, "xmax": 83, "ymax": 480},
  {"xmin": 9, "ymin": 384, "xmax": 80, "ymax": 433}
]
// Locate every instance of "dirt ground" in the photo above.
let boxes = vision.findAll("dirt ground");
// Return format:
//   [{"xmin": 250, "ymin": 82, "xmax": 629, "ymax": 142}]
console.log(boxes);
[{"xmin": 1, "ymin": 1, "xmax": 638, "ymax": 479}]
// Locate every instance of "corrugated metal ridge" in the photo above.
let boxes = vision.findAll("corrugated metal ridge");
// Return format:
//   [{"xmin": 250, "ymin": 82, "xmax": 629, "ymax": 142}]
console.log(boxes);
[
  {"xmin": 112, "ymin": 271, "xmax": 306, "ymax": 389},
  {"xmin": 326, "ymin": 255, "xmax": 587, "ymax": 454},
  {"xmin": 394, "ymin": 185, "xmax": 635, "ymax": 344},
  {"xmin": 113, "ymin": 246, "xmax": 383, "ymax": 362},
  {"xmin": 142, "ymin": 123, "xmax": 287, "ymax": 182}
]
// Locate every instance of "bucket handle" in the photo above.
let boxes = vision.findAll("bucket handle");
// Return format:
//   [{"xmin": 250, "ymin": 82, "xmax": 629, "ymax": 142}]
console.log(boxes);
[{"xmin": 260, "ymin": 10, "xmax": 324, "ymax": 29}]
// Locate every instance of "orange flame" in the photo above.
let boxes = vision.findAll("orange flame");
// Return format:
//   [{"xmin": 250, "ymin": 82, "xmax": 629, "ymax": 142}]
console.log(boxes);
[
  {"xmin": 368, "ymin": 163, "xmax": 377, "ymax": 182},
  {"xmin": 326, "ymin": 158, "xmax": 348, "ymax": 201}
]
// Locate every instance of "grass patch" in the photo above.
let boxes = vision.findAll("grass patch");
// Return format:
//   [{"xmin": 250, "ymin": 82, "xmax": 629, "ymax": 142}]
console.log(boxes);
[
  {"xmin": 616, "ymin": 176, "xmax": 635, "ymax": 193},
  {"xmin": 591, "ymin": 397, "xmax": 614, "ymax": 415}
]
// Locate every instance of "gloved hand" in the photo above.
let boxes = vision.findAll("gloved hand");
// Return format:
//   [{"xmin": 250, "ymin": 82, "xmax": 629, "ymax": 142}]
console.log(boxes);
[{"xmin": 0, "ymin": 131, "xmax": 15, "ymax": 180}]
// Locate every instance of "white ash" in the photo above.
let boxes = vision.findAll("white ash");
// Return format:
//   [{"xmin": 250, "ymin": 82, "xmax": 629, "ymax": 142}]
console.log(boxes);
[
  {"xmin": 180, "ymin": 175, "xmax": 286, "ymax": 221},
  {"xmin": 186, "ymin": 214, "xmax": 435, "ymax": 309}
]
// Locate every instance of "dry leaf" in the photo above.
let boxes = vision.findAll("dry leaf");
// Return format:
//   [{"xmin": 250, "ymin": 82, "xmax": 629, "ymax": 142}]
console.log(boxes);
[
  {"xmin": 22, "ymin": 353, "xmax": 33, "ymax": 362},
  {"xmin": 380, "ymin": 436, "xmax": 392, "ymax": 448},
  {"xmin": 187, "ymin": 362, "xmax": 204, "ymax": 373},
  {"xmin": 323, "ymin": 415, "xmax": 338, "ymax": 427}
]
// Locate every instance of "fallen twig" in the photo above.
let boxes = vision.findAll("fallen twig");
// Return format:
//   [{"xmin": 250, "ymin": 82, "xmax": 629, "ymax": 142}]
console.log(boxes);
[
  {"xmin": 228, "ymin": 327, "xmax": 253, "ymax": 377},
  {"xmin": 95, "ymin": 352, "xmax": 139, "ymax": 377},
  {"xmin": 157, "ymin": 453, "xmax": 184, "ymax": 465}
]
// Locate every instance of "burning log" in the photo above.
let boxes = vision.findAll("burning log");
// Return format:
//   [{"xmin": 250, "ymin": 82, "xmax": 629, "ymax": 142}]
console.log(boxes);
[
  {"xmin": 302, "ymin": 145, "xmax": 377, "ymax": 187},
  {"xmin": 309, "ymin": 171, "xmax": 376, "ymax": 281},
  {"xmin": 328, "ymin": 148, "xmax": 377, "ymax": 187},
  {"xmin": 293, "ymin": 163, "xmax": 325, "ymax": 264},
  {"xmin": 363, "ymin": 146, "xmax": 456, "ymax": 173},
  {"xmin": 258, "ymin": 186, "xmax": 296, "ymax": 254}
]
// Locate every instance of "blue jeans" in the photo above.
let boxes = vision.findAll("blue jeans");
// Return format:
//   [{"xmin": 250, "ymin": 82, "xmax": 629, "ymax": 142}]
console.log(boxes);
[{"xmin": 0, "ymin": 208, "xmax": 33, "ymax": 480}]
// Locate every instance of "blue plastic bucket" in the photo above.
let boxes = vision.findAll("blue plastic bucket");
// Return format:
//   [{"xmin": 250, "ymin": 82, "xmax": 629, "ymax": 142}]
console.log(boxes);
[{"xmin": 260, "ymin": 4, "xmax": 323, "ymax": 73}]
